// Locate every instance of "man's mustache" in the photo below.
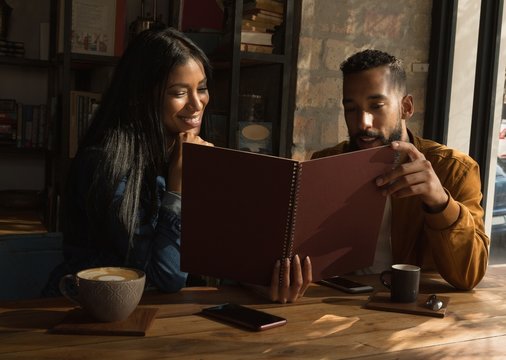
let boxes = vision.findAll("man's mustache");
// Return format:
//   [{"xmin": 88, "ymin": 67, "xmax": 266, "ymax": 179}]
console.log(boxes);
[{"xmin": 353, "ymin": 130, "xmax": 385, "ymax": 141}]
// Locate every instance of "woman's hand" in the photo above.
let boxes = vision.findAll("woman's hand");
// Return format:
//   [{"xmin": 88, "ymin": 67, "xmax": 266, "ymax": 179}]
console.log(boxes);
[
  {"xmin": 167, "ymin": 132, "xmax": 213, "ymax": 193},
  {"xmin": 269, "ymin": 255, "xmax": 312, "ymax": 303},
  {"xmin": 245, "ymin": 255, "xmax": 312, "ymax": 303}
]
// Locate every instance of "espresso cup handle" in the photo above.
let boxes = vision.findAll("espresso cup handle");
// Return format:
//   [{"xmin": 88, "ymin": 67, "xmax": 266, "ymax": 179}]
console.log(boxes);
[
  {"xmin": 380, "ymin": 270, "xmax": 392, "ymax": 289},
  {"xmin": 59, "ymin": 274, "xmax": 81, "ymax": 306}
]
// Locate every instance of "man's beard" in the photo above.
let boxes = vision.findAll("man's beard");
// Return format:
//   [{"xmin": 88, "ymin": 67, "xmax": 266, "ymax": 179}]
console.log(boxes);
[{"xmin": 349, "ymin": 118, "xmax": 403, "ymax": 151}]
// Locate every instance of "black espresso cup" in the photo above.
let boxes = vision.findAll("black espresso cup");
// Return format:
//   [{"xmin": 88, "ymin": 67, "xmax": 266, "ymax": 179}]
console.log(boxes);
[{"xmin": 380, "ymin": 264, "xmax": 420, "ymax": 303}]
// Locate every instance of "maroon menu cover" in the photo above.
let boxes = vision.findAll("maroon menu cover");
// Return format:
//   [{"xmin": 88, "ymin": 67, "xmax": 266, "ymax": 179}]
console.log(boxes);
[{"xmin": 181, "ymin": 143, "xmax": 397, "ymax": 286}]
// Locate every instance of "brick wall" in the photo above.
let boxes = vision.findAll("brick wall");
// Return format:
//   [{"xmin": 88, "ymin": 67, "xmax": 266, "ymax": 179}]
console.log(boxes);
[{"xmin": 292, "ymin": 0, "xmax": 433, "ymax": 160}]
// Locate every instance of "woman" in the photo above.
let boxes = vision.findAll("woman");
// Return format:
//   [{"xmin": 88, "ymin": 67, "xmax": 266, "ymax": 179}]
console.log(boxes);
[{"xmin": 43, "ymin": 27, "xmax": 310, "ymax": 301}]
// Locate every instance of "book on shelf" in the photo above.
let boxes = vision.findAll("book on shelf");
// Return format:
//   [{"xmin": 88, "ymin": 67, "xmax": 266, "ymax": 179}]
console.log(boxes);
[
  {"xmin": 69, "ymin": 90, "xmax": 101, "ymax": 158},
  {"xmin": 241, "ymin": 31, "xmax": 273, "ymax": 46},
  {"xmin": 242, "ymin": 20, "xmax": 276, "ymax": 33},
  {"xmin": 243, "ymin": 12, "xmax": 283, "ymax": 26},
  {"xmin": 180, "ymin": 143, "xmax": 397, "ymax": 286},
  {"xmin": 243, "ymin": 18, "xmax": 279, "ymax": 30},
  {"xmin": 22, "ymin": 105, "xmax": 33, "ymax": 148},
  {"xmin": 240, "ymin": 43, "xmax": 273, "ymax": 54},
  {"xmin": 0, "ymin": 101, "xmax": 49, "ymax": 149},
  {"xmin": 16, "ymin": 105, "xmax": 22, "ymax": 147},
  {"xmin": 0, "ymin": 104, "xmax": 17, "ymax": 144},
  {"xmin": 243, "ymin": 0, "xmax": 284, "ymax": 15},
  {"xmin": 31, "ymin": 106, "xmax": 40, "ymax": 149},
  {"xmin": 37, "ymin": 104, "xmax": 47, "ymax": 149},
  {"xmin": 0, "ymin": 40, "xmax": 25, "ymax": 58},
  {"xmin": 57, "ymin": 0, "xmax": 126, "ymax": 57},
  {"xmin": 0, "ymin": 108, "xmax": 17, "ymax": 144},
  {"xmin": 21, "ymin": 105, "xmax": 45, "ymax": 148},
  {"xmin": 0, "ymin": 99, "xmax": 17, "ymax": 112},
  {"xmin": 0, "ymin": 40, "xmax": 24, "ymax": 50},
  {"xmin": 243, "ymin": 8, "xmax": 284, "ymax": 21}
]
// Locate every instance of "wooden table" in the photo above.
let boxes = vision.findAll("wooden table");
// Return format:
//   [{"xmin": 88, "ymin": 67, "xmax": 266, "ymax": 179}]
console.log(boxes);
[{"xmin": 1, "ymin": 266, "xmax": 505, "ymax": 359}]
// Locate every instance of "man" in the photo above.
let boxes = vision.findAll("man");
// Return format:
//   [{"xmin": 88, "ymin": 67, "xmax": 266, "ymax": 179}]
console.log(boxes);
[
  {"xmin": 269, "ymin": 49, "xmax": 489, "ymax": 303},
  {"xmin": 313, "ymin": 49, "xmax": 489, "ymax": 291}
]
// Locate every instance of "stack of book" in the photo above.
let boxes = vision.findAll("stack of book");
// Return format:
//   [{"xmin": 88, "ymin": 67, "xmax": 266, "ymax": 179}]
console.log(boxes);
[
  {"xmin": 0, "ymin": 40, "xmax": 25, "ymax": 58},
  {"xmin": 0, "ymin": 99, "xmax": 51, "ymax": 149},
  {"xmin": 240, "ymin": 0, "xmax": 284, "ymax": 54},
  {"xmin": 17, "ymin": 103, "xmax": 50, "ymax": 149},
  {"xmin": 69, "ymin": 90, "xmax": 101, "ymax": 158},
  {"xmin": 0, "ymin": 99, "xmax": 17, "ymax": 146}
]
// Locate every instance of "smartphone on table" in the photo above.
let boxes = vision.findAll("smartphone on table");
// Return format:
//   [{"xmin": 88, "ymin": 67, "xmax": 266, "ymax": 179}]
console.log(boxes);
[
  {"xmin": 201, "ymin": 303, "xmax": 287, "ymax": 331},
  {"xmin": 318, "ymin": 276, "xmax": 374, "ymax": 294}
]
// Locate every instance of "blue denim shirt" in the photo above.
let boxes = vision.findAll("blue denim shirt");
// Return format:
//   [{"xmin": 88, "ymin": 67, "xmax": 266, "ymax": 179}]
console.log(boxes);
[
  {"xmin": 42, "ymin": 149, "xmax": 187, "ymax": 296},
  {"xmin": 119, "ymin": 177, "xmax": 187, "ymax": 293}
]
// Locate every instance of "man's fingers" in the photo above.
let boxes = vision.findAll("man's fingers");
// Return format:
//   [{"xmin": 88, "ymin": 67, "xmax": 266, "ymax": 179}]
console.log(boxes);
[
  {"xmin": 391, "ymin": 141, "xmax": 424, "ymax": 161},
  {"xmin": 377, "ymin": 142, "xmax": 427, "ymax": 187}
]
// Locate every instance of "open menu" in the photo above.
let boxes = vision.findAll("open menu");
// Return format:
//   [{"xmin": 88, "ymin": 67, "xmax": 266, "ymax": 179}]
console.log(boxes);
[{"xmin": 181, "ymin": 143, "xmax": 397, "ymax": 286}]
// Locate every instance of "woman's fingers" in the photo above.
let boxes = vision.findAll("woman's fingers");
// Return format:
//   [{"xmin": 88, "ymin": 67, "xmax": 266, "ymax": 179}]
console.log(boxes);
[
  {"xmin": 269, "ymin": 255, "xmax": 312, "ymax": 303},
  {"xmin": 178, "ymin": 132, "xmax": 213, "ymax": 146},
  {"xmin": 300, "ymin": 256, "xmax": 312, "ymax": 296},
  {"xmin": 269, "ymin": 260, "xmax": 281, "ymax": 302},
  {"xmin": 288, "ymin": 255, "xmax": 303, "ymax": 302}
]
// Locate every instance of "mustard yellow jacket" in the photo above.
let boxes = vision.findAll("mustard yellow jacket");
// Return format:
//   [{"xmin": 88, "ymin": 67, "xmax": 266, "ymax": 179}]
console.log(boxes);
[{"xmin": 312, "ymin": 132, "xmax": 489, "ymax": 290}]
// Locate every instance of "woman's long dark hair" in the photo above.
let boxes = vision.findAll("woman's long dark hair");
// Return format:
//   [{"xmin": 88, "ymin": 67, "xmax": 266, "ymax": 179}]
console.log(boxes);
[{"xmin": 73, "ymin": 27, "xmax": 211, "ymax": 260}]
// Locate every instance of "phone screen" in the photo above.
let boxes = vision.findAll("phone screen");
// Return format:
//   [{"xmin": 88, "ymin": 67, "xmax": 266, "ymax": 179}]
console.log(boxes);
[
  {"xmin": 201, "ymin": 303, "xmax": 287, "ymax": 331},
  {"xmin": 318, "ymin": 276, "xmax": 374, "ymax": 293}
]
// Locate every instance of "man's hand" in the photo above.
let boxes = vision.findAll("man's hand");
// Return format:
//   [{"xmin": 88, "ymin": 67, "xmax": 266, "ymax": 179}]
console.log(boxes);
[
  {"xmin": 376, "ymin": 141, "xmax": 448, "ymax": 212},
  {"xmin": 167, "ymin": 132, "xmax": 213, "ymax": 193}
]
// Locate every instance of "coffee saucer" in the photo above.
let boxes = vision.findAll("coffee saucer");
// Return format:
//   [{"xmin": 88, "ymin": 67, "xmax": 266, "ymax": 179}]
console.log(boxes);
[
  {"xmin": 364, "ymin": 292, "xmax": 450, "ymax": 318},
  {"xmin": 50, "ymin": 306, "xmax": 158, "ymax": 336}
]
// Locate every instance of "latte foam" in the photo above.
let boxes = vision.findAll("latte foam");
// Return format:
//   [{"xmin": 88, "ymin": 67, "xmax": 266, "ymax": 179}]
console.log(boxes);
[{"xmin": 79, "ymin": 267, "xmax": 142, "ymax": 281}]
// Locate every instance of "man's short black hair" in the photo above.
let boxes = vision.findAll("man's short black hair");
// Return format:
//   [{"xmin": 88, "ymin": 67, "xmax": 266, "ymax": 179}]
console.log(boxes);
[{"xmin": 340, "ymin": 49, "xmax": 407, "ymax": 94}]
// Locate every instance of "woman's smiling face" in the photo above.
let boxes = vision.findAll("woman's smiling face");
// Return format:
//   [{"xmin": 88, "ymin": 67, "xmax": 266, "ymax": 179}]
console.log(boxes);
[{"xmin": 162, "ymin": 58, "xmax": 209, "ymax": 136}]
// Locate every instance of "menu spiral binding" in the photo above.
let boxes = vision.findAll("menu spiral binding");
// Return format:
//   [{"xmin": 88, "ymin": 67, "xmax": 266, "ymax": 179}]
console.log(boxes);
[{"xmin": 279, "ymin": 162, "xmax": 302, "ymax": 285}]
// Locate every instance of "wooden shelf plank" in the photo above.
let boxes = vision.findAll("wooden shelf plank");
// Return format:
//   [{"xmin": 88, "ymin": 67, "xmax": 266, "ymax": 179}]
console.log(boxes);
[
  {"xmin": 0, "ymin": 210, "xmax": 47, "ymax": 236},
  {"xmin": 0, "ymin": 56, "xmax": 52, "ymax": 68}
]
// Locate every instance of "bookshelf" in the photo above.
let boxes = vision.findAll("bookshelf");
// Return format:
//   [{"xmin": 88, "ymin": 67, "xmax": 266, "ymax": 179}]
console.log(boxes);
[
  {"xmin": 0, "ymin": 0, "xmax": 163, "ymax": 235},
  {"xmin": 52, "ymin": 0, "xmax": 121, "ymax": 231},
  {"xmin": 53, "ymin": 0, "xmax": 169, "ymax": 231},
  {"xmin": 0, "ymin": 0, "xmax": 55, "ymax": 235},
  {"xmin": 170, "ymin": 0, "xmax": 301, "ymax": 157}
]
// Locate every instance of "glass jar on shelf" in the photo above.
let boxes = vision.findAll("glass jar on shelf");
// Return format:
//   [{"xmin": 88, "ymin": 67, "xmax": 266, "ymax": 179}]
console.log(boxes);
[{"xmin": 237, "ymin": 94, "xmax": 272, "ymax": 154}]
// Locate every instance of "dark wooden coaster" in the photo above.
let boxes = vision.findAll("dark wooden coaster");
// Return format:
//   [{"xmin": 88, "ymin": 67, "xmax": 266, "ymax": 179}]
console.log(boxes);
[
  {"xmin": 364, "ymin": 292, "xmax": 450, "ymax": 318},
  {"xmin": 50, "ymin": 307, "xmax": 159, "ymax": 336}
]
